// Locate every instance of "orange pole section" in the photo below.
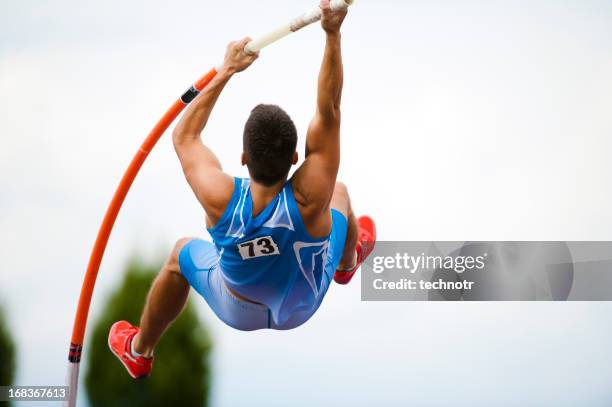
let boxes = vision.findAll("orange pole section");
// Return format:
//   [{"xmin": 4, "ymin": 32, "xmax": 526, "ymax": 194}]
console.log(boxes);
[{"xmin": 68, "ymin": 68, "xmax": 217, "ymax": 354}]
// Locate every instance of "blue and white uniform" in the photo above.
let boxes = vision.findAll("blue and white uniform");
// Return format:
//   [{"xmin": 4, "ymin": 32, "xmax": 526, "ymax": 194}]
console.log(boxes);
[{"xmin": 179, "ymin": 177, "xmax": 348, "ymax": 331}]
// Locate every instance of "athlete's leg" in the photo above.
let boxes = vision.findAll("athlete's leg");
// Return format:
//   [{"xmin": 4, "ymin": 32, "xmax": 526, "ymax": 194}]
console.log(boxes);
[
  {"xmin": 179, "ymin": 239, "xmax": 271, "ymax": 331},
  {"xmin": 133, "ymin": 237, "xmax": 193, "ymax": 356},
  {"xmin": 331, "ymin": 182, "xmax": 377, "ymax": 285},
  {"xmin": 330, "ymin": 182, "xmax": 358, "ymax": 270}
]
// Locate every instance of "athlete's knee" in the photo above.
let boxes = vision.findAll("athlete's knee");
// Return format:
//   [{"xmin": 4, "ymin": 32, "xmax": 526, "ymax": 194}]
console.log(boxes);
[
  {"xmin": 334, "ymin": 182, "xmax": 349, "ymax": 199},
  {"xmin": 331, "ymin": 182, "xmax": 351, "ymax": 217},
  {"xmin": 167, "ymin": 237, "xmax": 195, "ymax": 275}
]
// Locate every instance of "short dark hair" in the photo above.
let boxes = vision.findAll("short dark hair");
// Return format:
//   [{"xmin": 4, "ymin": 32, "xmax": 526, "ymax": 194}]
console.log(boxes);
[{"xmin": 243, "ymin": 104, "xmax": 298, "ymax": 186}]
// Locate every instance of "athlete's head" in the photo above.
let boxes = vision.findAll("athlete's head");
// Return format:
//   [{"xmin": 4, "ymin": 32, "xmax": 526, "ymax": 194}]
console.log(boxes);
[{"xmin": 242, "ymin": 104, "xmax": 298, "ymax": 186}]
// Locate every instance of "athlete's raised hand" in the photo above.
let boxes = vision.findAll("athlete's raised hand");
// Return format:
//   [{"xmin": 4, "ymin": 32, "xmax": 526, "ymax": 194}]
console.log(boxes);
[
  {"xmin": 222, "ymin": 37, "xmax": 259, "ymax": 74},
  {"xmin": 320, "ymin": 0, "xmax": 347, "ymax": 34}
]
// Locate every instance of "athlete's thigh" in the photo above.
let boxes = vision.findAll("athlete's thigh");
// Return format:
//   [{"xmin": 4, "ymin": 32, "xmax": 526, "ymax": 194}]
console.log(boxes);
[{"xmin": 178, "ymin": 239, "xmax": 270, "ymax": 331}]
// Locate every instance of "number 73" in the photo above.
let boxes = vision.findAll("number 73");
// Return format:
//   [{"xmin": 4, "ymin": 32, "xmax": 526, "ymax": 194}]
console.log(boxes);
[{"xmin": 238, "ymin": 236, "xmax": 280, "ymax": 260}]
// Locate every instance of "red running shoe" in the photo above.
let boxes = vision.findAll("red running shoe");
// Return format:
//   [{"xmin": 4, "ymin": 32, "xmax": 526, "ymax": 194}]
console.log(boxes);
[
  {"xmin": 108, "ymin": 321, "xmax": 153, "ymax": 379},
  {"xmin": 334, "ymin": 215, "xmax": 377, "ymax": 285}
]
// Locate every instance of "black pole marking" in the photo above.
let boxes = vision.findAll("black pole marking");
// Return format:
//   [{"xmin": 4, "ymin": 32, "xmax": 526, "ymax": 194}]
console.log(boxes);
[
  {"xmin": 180, "ymin": 85, "xmax": 200, "ymax": 104},
  {"xmin": 68, "ymin": 343, "xmax": 83, "ymax": 363}
]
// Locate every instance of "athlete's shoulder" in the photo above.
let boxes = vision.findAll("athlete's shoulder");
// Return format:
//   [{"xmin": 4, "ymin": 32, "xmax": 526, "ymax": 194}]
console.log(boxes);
[{"xmin": 206, "ymin": 176, "xmax": 246, "ymax": 230}]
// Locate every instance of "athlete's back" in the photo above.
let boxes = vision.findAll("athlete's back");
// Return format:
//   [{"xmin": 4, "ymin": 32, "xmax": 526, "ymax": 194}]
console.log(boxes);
[{"xmin": 209, "ymin": 177, "xmax": 334, "ymax": 325}]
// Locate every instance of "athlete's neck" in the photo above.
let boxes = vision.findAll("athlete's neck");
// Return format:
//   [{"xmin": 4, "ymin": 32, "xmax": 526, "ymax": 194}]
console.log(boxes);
[{"xmin": 250, "ymin": 178, "xmax": 287, "ymax": 218}]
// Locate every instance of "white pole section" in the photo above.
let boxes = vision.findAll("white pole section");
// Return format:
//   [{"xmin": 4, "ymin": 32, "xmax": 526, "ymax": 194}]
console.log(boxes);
[
  {"xmin": 244, "ymin": 0, "xmax": 353, "ymax": 54},
  {"xmin": 64, "ymin": 362, "xmax": 79, "ymax": 407}
]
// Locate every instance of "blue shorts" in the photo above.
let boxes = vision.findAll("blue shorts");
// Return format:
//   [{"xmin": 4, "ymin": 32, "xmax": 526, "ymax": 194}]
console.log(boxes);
[{"xmin": 178, "ymin": 209, "xmax": 348, "ymax": 331}]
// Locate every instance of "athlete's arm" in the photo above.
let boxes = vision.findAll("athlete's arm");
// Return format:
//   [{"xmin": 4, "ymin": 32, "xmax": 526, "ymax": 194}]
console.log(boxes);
[
  {"xmin": 173, "ymin": 38, "xmax": 258, "ymax": 225},
  {"xmin": 292, "ymin": 0, "xmax": 347, "ymax": 210}
]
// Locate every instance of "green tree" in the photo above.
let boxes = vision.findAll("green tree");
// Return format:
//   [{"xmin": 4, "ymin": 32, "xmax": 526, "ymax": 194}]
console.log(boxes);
[
  {"xmin": 85, "ymin": 258, "xmax": 212, "ymax": 407},
  {"xmin": 0, "ymin": 304, "xmax": 16, "ymax": 388}
]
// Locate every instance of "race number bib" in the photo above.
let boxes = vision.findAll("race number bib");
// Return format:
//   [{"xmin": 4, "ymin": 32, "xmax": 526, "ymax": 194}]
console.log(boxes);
[{"xmin": 238, "ymin": 236, "xmax": 280, "ymax": 260}]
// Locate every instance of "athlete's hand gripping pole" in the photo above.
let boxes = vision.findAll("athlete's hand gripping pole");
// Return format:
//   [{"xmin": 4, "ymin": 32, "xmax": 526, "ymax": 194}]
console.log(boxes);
[{"xmin": 65, "ymin": 1, "xmax": 354, "ymax": 406}]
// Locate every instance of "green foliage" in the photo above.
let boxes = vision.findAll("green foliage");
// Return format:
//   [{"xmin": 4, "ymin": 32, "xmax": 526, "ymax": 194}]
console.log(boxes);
[
  {"xmin": 0, "ymin": 304, "xmax": 16, "ymax": 387},
  {"xmin": 85, "ymin": 258, "xmax": 212, "ymax": 407}
]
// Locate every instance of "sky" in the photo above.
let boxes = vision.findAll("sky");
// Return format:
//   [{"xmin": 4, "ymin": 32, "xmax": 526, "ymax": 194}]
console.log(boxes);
[{"xmin": 1, "ymin": 0, "xmax": 612, "ymax": 405}]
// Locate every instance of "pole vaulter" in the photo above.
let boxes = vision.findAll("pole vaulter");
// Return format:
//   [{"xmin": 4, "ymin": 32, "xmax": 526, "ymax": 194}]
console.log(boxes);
[{"xmin": 65, "ymin": 0, "xmax": 354, "ymax": 406}]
